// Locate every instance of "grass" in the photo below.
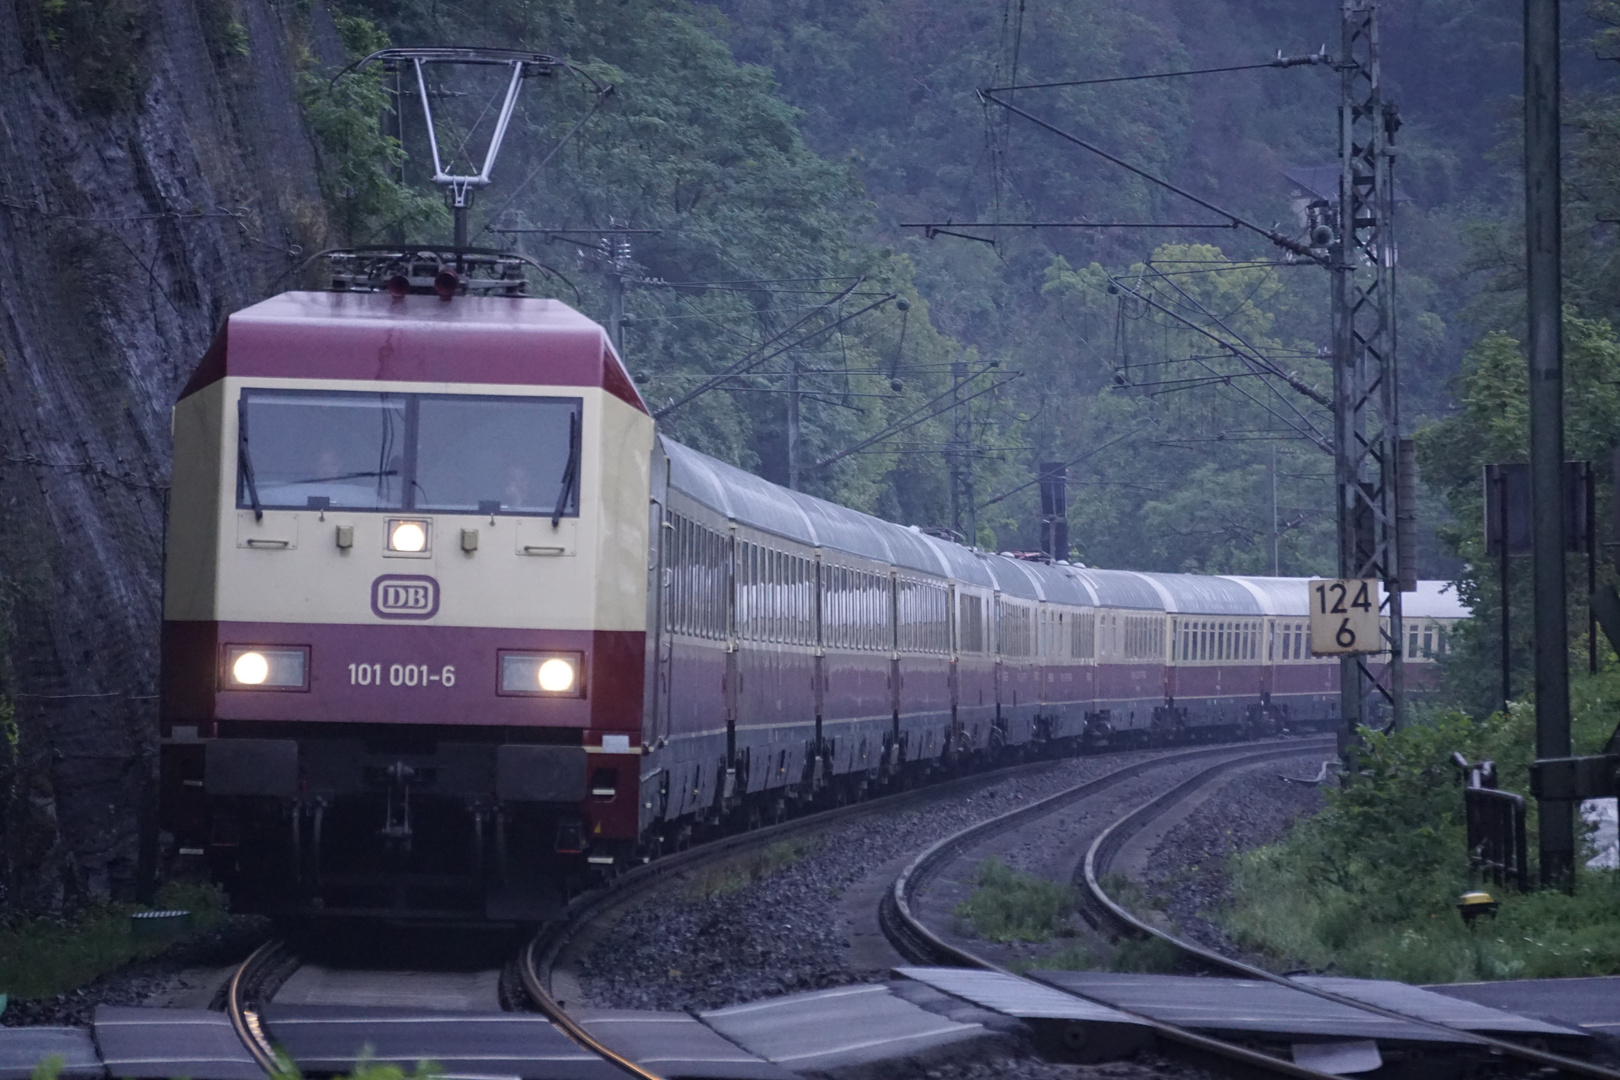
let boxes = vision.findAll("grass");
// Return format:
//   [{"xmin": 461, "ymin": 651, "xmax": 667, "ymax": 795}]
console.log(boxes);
[
  {"xmin": 1010, "ymin": 939, "xmax": 1100, "ymax": 973},
  {"xmin": 684, "ymin": 836, "xmax": 824, "ymax": 900},
  {"xmin": 953, "ymin": 858, "xmax": 1077, "ymax": 943},
  {"xmin": 0, "ymin": 879, "xmax": 229, "ymax": 1000},
  {"xmin": 1219, "ymin": 683, "xmax": 1620, "ymax": 983}
]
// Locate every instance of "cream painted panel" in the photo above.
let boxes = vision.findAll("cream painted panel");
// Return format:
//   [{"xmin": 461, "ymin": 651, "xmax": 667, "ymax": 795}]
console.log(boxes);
[
  {"xmin": 163, "ymin": 383, "xmax": 226, "ymax": 621},
  {"xmin": 209, "ymin": 377, "xmax": 652, "ymax": 632},
  {"xmin": 514, "ymin": 517, "xmax": 578, "ymax": 556},
  {"xmin": 592, "ymin": 393, "xmax": 654, "ymax": 632},
  {"xmin": 236, "ymin": 509, "xmax": 300, "ymax": 549}
]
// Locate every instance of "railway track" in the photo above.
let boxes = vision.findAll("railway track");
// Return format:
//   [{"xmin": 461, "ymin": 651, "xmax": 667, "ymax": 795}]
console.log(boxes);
[
  {"xmin": 883, "ymin": 739, "xmax": 1353, "ymax": 1079},
  {"xmin": 220, "ymin": 736, "xmax": 1338, "ymax": 1078},
  {"xmin": 884, "ymin": 737, "xmax": 1620, "ymax": 1080},
  {"xmin": 1081, "ymin": 756, "xmax": 1620, "ymax": 1080}
]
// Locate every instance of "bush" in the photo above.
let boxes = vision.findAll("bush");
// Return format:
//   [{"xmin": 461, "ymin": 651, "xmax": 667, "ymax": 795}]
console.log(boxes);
[
  {"xmin": 30, "ymin": 0, "xmax": 147, "ymax": 112},
  {"xmin": 954, "ymin": 858, "xmax": 1076, "ymax": 943},
  {"xmin": 297, "ymin": 14, "xmax": 446, "ymax": 245},
  {"xmin": 1222, "ymin": 682, "xmax": 1620, "ymax": 982},
  {"xmin": 0, "ymin": 880, "xmax": 227, "ymax": 999}
]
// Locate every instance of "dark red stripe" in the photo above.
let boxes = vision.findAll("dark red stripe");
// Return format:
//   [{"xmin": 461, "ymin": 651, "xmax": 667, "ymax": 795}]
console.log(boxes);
[
  {"xmin": 162, "ymin": 620, "xmax": 644, "ymax": 731},
  {"xmin": 177, "ymin": 291, "xmax": 649, "ymax": 415}
]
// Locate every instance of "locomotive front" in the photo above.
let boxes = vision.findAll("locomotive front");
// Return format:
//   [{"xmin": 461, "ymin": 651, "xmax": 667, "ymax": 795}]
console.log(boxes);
[{"xmin": 160, "ymin": 290, "xmax": 654, "ymax": 919}]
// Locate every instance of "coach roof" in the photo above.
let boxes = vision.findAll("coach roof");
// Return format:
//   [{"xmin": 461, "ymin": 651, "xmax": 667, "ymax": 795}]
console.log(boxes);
[{"xmin": 179, "ymin": 290, "xmax": 647, "ymax": 413}]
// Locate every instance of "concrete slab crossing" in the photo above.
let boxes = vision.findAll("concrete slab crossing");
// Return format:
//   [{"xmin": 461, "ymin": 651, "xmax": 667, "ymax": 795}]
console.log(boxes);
[
  {"xmin": 699, "ymin": 983, "xmax": 989, "ymax": 1071},
  {"xmin": 92, "ymin": 1007, "xmax": 262, "ymax": 1080},
  {"xmin": 260, "ymin": 1006, "xmax": 622, "ymax": 1079},
  {"xmin": 1427, "ymin": 976, "xmax": 1620, "ymax": 1038},
  {"xmin": 572, "ymin": 1009, "xmax": 795, "ymax": 1080},
  {"xmin": 0, "ymin": 1026, "xmax": 102, "ymax": 1080},
  {"xmin": 0, "ymin": 970, "xmax": 1609, "ymax": 1078}
]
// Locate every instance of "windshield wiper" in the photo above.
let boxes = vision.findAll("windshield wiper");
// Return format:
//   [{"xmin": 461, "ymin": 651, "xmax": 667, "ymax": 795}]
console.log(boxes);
[
  {"xmin": 552, "ymin": 410, "xmax": 580, "ymax": 528},
  {"xmin": 238, "ymin": 400, "xmax": 263, "ymax": 521}
]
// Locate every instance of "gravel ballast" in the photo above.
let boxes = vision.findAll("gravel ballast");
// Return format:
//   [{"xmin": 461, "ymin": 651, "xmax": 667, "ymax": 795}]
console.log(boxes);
[
  {"xmin": 1135, "ymin": 753, "xmax": 1328, "ymax": 960},
  {"xmin": 573, "ymin": 741, "xmax": 1305, "ymax": 1011}
]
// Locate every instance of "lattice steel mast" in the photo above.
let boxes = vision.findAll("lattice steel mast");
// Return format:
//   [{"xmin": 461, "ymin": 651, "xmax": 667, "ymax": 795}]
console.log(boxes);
[{"xmin": 1333, "ymin": 0, "xmax": 1406, "ymax": 755}]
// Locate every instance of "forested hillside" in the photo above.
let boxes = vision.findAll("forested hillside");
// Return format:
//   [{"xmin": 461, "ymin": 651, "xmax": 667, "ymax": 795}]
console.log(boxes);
[{"xmin": 342, "ymin": 0, "xmax": 1618, "ymax": 577}]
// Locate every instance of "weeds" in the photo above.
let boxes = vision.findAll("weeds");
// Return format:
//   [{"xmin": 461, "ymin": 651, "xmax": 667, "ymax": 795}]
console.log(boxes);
[
  {"xmin": 1011, "ymin": 940, "xmax": 1099, "ymax": 973},
  {"xmin": 953, "ymin": 858, "xmax": 1076, "ymax": 943},
  {"xmin": 1108, "ymin": 933, "xmax": 1185, "ymax": 973},
  {"xmin": 1221, "ymin": 689, "xmax": 1620, "ymax": 982},
  {"xmin": 0, "ymin": 880, "xmax": 228, "ymax": 999},
  {"xmin": 684, "ymin": 837, "xmax": 823, "ymax": 900},
  {"xmin": 30, "ymin": 0, "xmax": 147, "ymax": 112}
]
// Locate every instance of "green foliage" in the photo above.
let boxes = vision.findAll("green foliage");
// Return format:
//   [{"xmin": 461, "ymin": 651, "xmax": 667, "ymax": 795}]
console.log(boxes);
[
  {"xmin": 1109, "ymin": 934, "xmax": 1186, "ymax": 974},
  {"xmin": 1413, "ymin": 313, "xmax": 1620, "ymax": 713},
  {"xmin": 271, "ymin": 1052, "xmax": 442, "ymax": 1080},
  {"xmin": 684, "ymin": 836, "xmax": 822, "ymax": 900},
  {"xmin": 1010, "ymin": 940, "xmax": 1100, "ymax": 974},
  {"xmin": 200, "ymin": 0, "xmax": 251, "ymax": 61},
  {"xmin": 309, "ymin": 0, "xmax": 1589, "ymax": 561},
  {"xmin": 0, "ymin": 880, "xmax": 227, "ymax": 999},
  {"xmin": 29, "ymin": 1056, "xmax": 61, "ymax": 1080},
  {"xmin": 30, "ymin": 0, "xmax": 147, "ymax": 112},
  {"xmin": 297, "ymin": 14, "xmax": 446, "ymax": 246},
  {"xmin": 1223, "ymin": 696, "xmax": 1620, "ymax": 982},
  {"xmin": 953, "ymin": 857, "xmax": 1076, "ymax": 943}
]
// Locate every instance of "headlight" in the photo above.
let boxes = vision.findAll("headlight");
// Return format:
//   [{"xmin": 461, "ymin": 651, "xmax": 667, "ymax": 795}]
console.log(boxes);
[
  {"xmin": 499, "ymin": 652, "xmax": 584, "ymax": 697},
  {"xmin": 225, "ymin": 646, "xmax": 308, "ymax": 689},
  {"xmin": 387, "ymin": 519, "xmax": 430, "ymax": 553}
]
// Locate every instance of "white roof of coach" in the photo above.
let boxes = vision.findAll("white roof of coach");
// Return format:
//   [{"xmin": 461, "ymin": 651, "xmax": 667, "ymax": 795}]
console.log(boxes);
[
  {"xmin": 1221, "ymin": 576, "xmax": 1311, "ymax": 616},
  {"xmin": 662, "ymin": 437, "xmax": 951, "ymax": 575},
  {"xmin": 1133, "ymin": 572, "xmax": 1261, "ymax": 616},
  {"xmin": 1403, "ymin": 579, "xmax": 1471, "ymax": 620}
]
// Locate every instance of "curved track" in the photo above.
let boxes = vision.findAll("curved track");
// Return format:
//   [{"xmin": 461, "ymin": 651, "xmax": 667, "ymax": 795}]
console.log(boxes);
[
  {"xmin": 224, "ymin": 737, "xmax": 1332, "ymax": 1078},
  {"xmin": 1082, "ymin": 764, "xmax": 1620, "ymax": 1080},
  {"xmin": 226, "ymin": 937, "xmax": 295, "ymax": 1073},
  {"xmin": 874, "ymin": 738, "xmax": 1555, "ymax": 1080}
]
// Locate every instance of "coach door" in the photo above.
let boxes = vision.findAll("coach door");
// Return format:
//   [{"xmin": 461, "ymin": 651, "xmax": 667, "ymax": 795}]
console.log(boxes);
[{"xmin": 649, "ymin": 500, "xmax": 672, "ymax": 750}]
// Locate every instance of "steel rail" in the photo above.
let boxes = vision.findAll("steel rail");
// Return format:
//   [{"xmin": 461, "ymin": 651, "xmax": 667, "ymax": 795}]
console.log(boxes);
[
  {"xmin": 883, "ymin": 738, "xmax": 1376, "ymax": 1080},
  {"xmin": 523, "ymin": 739, "xmax": 1318, "ymax": 1075},
  {"xmin": 517, "ymin": 743, "xmax": 1261, "ymax": 1077},
  {"xmin": 519, "ymin": 935, "xmax": 665, "ymax": 1080},
  {"xmin": 1083, "ymin": 760, "xmax": 1620, "ymax": 1080},
  {"xmin": 225, "ymin": 937, "xmax": 294, "ymax": 1074},
  {"xmin": 524, "ymin": 738, "xmax": 1304, "ymax": 999}
]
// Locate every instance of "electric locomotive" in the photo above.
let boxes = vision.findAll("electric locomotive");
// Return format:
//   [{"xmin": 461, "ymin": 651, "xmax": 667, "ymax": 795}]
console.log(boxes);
[{"xmin": 161, "ymin": 283, "xmax": 654, "ymax": 919}]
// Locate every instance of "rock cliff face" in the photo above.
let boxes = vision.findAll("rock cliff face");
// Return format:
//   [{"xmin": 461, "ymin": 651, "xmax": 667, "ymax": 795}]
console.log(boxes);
[{"xmin": 0, "ymin": 0, "xmax": 338, "ymax": 910}]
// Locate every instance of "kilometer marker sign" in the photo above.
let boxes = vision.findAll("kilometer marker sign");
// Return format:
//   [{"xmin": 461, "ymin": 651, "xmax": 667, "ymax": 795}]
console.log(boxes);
[{"xmin": 1308, "ymin": 578, "xmax": 1381, "ymax": 655}]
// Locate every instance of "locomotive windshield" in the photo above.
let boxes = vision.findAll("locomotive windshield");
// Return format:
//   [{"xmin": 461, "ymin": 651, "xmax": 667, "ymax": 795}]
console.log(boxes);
[{"xmin": 237, "ymin": 389, "xmax": 582, "ymax": 517}]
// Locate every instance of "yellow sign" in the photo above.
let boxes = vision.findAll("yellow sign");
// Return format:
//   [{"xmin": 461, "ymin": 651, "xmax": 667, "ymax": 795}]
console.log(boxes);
[{"xmin": 1308, "ymin": 579, "xmax": 1381, "ymax": 655}]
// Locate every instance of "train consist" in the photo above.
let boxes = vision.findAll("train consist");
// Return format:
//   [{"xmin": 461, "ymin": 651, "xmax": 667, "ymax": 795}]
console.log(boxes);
[{"xmin": 159, "ymin": 287, "xmax": 1466, "ymax": 920}]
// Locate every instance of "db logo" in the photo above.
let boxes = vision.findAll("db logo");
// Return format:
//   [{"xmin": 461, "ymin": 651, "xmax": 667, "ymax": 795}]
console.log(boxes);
[{"xmin": 371, "ymin": 575, "xmax": 440, "ymax": 620}]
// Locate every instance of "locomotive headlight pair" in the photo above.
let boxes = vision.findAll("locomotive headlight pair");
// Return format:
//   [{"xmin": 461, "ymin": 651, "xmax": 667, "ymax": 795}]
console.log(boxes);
[
  {"xmin": 499, "ymin": 651, "xmax": 584, "ymax": 697},
  {"xmin": 225, "ymin": 646, "xmax": 308, "ymax": 689}
]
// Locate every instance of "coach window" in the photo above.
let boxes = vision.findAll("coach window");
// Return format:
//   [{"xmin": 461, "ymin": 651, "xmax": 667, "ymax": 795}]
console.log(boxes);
[
  {"xmin": 238, "ymin": 389, "xmax": 408, "ymax": 511},
  {"xmin": 414, "ymin": 395, "xmax": 582, "ymax": 516}
]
